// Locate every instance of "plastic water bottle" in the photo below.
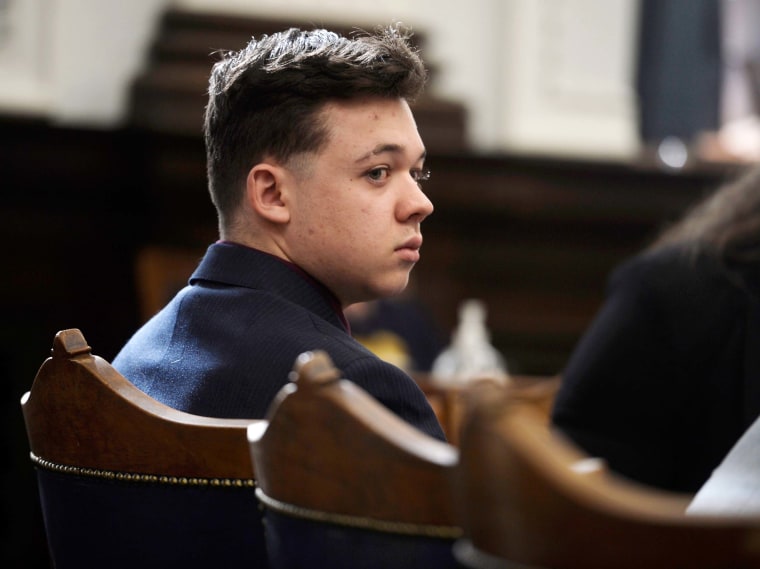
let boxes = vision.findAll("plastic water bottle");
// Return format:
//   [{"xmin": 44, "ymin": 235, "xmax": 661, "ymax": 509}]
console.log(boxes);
[{"xmin": 431, "ymin": 299, "xmax": 508, "ymax": 387}]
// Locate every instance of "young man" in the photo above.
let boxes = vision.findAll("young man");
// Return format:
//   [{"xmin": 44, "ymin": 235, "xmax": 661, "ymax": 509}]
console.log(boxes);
[{"xmin": 113, "ymin": 26, "xmax": 445, "ymax": 440}]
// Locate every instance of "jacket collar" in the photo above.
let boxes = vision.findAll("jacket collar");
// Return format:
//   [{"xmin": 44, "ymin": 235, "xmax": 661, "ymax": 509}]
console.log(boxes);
[{"xmin": 190, "ymin": 241, "xmax": 350, "ymax": 333}]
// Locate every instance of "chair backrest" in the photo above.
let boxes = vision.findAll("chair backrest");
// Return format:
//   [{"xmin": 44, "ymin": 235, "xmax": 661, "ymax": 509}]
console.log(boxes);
[
  {"xmin": 248, "ymin": 350, "xmax": 463, "ymax": 569},
  {"xmin": 135, "ymin": 245, "xmax": 203, "ymax": 321},
  {"xmin": 21, "ymin": 328, "xmax": 268, "ymax": 569},
  {"xmin": 453, "ymin": 380, "xmax": 760, "ymax": 569},
  {"xmin": 414, "ymin": 372, "xmax": 559, "ymax": 446}
]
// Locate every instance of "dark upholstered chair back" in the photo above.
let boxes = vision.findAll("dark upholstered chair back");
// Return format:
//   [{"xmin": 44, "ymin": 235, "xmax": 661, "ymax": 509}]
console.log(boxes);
[
  {"xmin": 249, "ymin": 350, "xmax": 463, "ymax": 569},
  {"xmin": 453, "ymin": 380, "xmax": 760, "ymax": 569},
  {"xmin": 21, "ymin": 329, "xmax": 268, "ymax": 568}
]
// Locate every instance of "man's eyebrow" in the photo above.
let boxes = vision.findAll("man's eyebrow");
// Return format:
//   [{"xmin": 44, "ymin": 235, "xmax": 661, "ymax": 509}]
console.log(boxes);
[{"xmin": 354, "ymin": 144, "xmax": 427, "ymax": 163}]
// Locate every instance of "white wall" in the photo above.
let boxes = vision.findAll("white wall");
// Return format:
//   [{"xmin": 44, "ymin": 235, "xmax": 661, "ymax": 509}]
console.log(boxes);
[
  {"xmin": 0, "ymin": 0, "xmax": 167, "ymax": 126},
  {"xmin": 0, "ymin": 0, "xmax": 641, "ymax": 158},
  {"xmin": 49, "ymin": 0, "xmax": 168, "ymax": 126},
  {"xmin": 493, "ymin": 0, "xmax": 641, "ymax": 159},
  {"xmin": 0, "ymin": 0, "xmax": 53, "ymax": 115}
]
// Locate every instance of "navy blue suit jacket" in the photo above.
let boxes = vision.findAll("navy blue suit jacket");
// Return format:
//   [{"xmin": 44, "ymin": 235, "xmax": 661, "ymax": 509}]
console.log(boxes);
[
  {"xmin": 114, "ymin": 242, "xmax": 445, "ymax": 441},
  {"xmin": 552, "ymin": 246, "xmax": 760, "ymax": 492}
]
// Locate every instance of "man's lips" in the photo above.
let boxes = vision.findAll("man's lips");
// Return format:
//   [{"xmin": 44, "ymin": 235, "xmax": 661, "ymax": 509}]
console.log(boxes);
[{"xmin": 396, "ymin": 236, "xmax": 422, "ymax": 262}]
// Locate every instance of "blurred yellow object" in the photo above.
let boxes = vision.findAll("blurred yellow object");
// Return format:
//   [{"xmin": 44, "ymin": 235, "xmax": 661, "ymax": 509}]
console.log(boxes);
[{"xmin": 353, "ymin": 330, "xmax": 411, "ymax": 372}]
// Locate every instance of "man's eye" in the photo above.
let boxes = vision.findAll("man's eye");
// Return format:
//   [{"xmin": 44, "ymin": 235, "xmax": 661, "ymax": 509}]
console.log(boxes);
[
  {"xmin": 412, "ymin": 169, "xmax": 431, "ymax": 184},
  {"xmin": 366, "ymin": 167, "xmax": 389, "ymax": 182}
]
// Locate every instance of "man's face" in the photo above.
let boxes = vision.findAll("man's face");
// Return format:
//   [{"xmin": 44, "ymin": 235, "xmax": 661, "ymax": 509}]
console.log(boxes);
[{"xmin": 283, "ymin": 97, "xmax": 433, "ymax": 306}]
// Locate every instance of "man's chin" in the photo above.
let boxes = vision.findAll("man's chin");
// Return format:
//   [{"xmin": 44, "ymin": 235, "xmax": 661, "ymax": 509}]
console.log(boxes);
[{"xmin": 375, "ymin": 280, "xmax": 410, "ymax": 300}]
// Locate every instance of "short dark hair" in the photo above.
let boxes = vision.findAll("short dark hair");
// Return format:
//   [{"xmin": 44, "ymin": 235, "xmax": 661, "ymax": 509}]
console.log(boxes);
[{"xmin": 203, "ymin": 25, "xmax": 428, "ymax": 227}]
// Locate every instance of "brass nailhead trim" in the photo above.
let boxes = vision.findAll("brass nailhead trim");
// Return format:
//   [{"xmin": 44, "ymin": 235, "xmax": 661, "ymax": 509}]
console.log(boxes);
[
  {"xmin": 30, "ymin": 452, "xmax": 255, "ymax": 488},
  {"xmin": 255, "ymin": 487, "xmax": 462, "ymax": 539}
]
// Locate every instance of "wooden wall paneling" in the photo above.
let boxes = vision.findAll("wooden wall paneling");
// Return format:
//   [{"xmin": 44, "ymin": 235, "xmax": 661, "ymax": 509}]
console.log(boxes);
[
  {"xmin": 1, "ymin": 118, "xmax": 150, "ymax": 569},
  {"xmin": 417, "ymin": 154, "xmax": 736, "ymax": 374}
]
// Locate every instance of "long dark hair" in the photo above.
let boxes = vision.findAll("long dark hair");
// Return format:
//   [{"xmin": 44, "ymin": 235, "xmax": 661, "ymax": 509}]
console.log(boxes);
[{"xmin": 651, "ymin": 164, "xmax": 760, "ymax": 267}]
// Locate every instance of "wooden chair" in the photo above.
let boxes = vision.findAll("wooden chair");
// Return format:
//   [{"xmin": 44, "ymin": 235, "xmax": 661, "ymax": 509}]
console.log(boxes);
[
  {"xmin": 20, "ymin": 329, "xmax": 268, "ymax": 568},
  {"xmin": 414, "ymin": 372, "xmax": 560, "ymax": 446},
  {"xmin": 135, "ymin": 245, "xmax": 203, "ymax": 321},
  {"xmin": 453, "ymin": 380, "xmax": 760, "ymax": 569},
  {"xmin": 248, "ymin": 350, "xmax": 464, "ymax": 569}
]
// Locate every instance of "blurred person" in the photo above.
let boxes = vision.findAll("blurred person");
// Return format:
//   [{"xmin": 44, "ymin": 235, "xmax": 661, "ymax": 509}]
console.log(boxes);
[
  {"xmin": 113, "ymin": 25, "xmax": 445, "ymax": 440},
  {"xmin": 552, "ymin": 164, "xmax": 760, "ymax": 492},
  {"xmin": 345, "ymin": 290, "xmax": 446, "ymax": 374}
]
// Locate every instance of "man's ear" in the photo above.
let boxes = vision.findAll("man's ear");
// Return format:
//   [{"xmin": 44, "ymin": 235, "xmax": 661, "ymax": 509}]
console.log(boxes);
[{"xmin": 245, "ymin": 163, "xmax": 291, "ymax": 224}]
